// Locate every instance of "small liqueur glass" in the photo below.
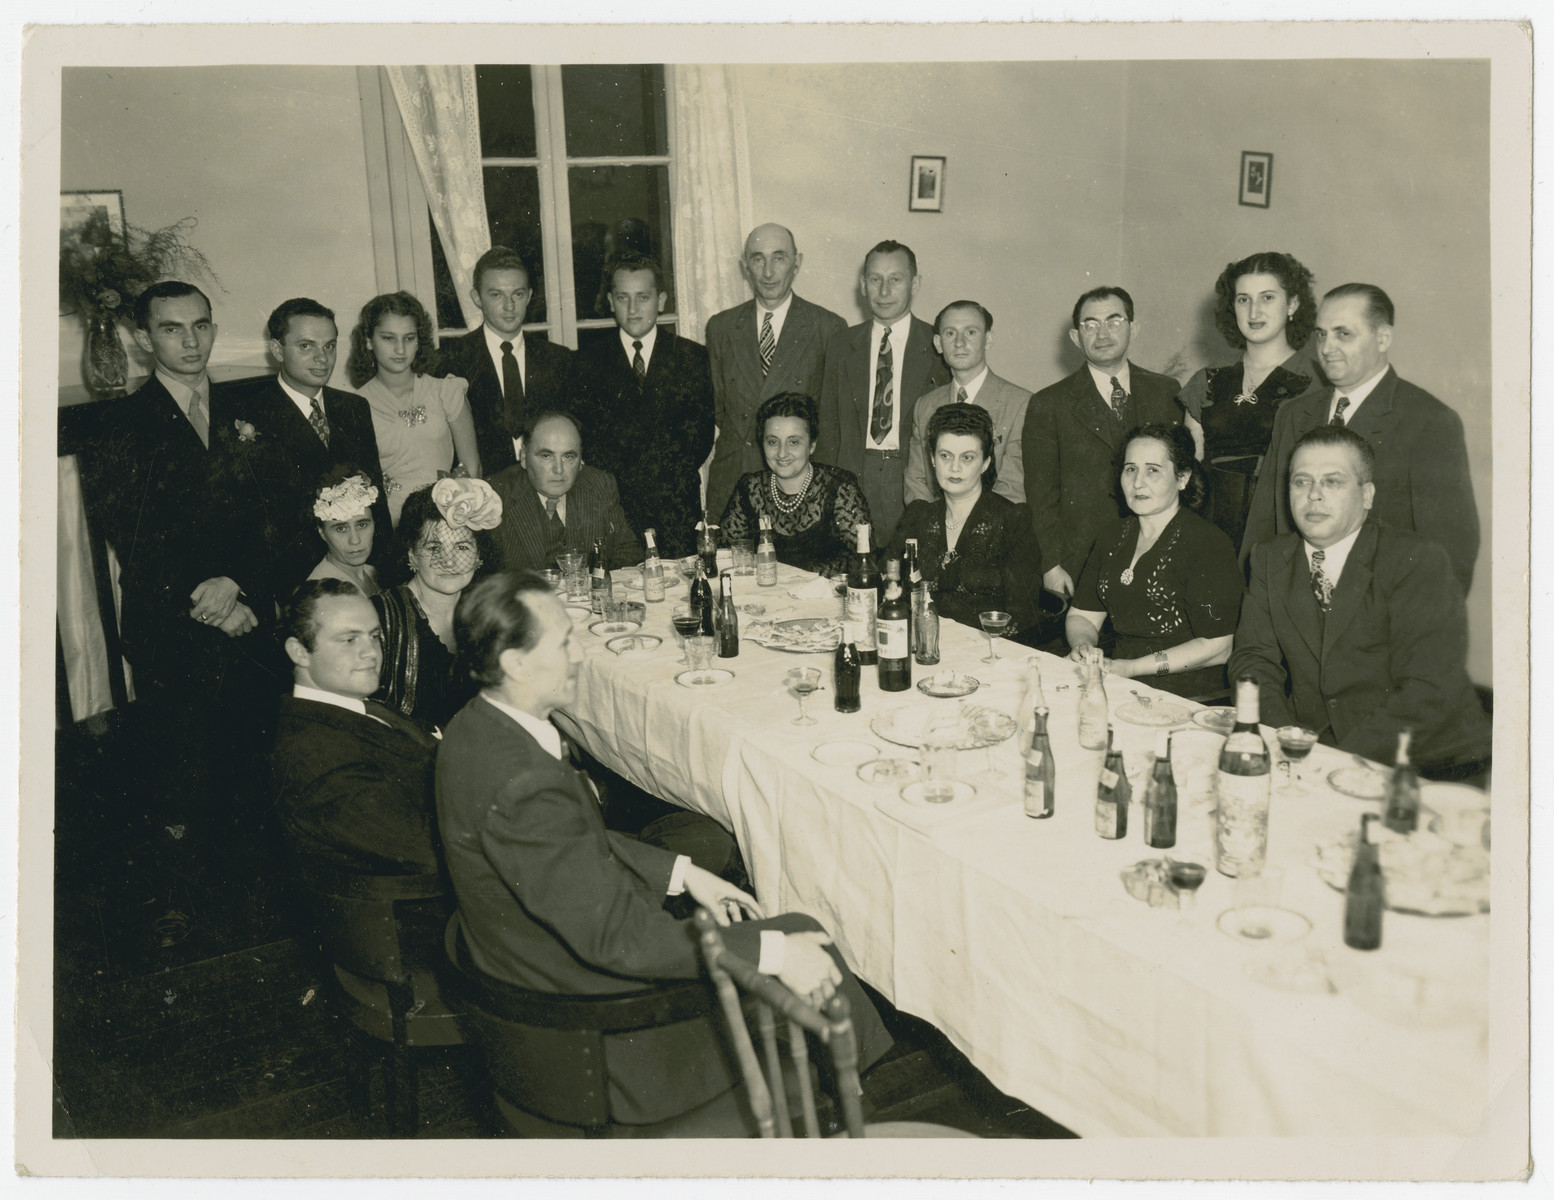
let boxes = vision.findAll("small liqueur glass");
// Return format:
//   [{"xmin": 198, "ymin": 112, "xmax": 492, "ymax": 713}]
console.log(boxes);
[
  {"xmin": 1275, "ymin": 726, "xmax": 1319, "ymax": 794},
  {"xmin": 785, "ymin": 667, "xmax": 823, "ymax": 727},
  {"xmin": 1165, "ymin": 855, "xmax": 1208, "ymax": 917}
]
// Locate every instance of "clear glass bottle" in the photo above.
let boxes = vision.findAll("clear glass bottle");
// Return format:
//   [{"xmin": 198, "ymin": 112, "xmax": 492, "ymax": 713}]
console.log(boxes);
[
  {"xmin": 1024, "ymin": 707, "xmax": 1056, "ymax": 819},
  {"xmin": 912, "ymin": 578, "xmax": 940, "ymax": 666},
  {"xmin": 717, "ymin": 571, "xmax": 739, "ymax": 658},
  {"xmin": 1077, "ymin": 648, "xmax": 1110, "ymax": 751},
  {"xmin": 1383, "ymin": 729, "xmax": 1420, "ymax": 834},
  {"xmin": 845, "ymin": 522, "xmax": 880, "ymax": 666},
  {"xmin": 755, "ymin": 515, "xmax": 778, "ymax": 588},
  {"xmin": 1214, "ymin": 678, "xmax": 1272, "ymax": 877},
  {"xmin": 641, "ymin": 527, "xmax": 666, "ymax": 602}
]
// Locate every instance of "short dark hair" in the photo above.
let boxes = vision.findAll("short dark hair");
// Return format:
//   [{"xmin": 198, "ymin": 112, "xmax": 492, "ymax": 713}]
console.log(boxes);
[
  {"xmin": 863, "ymin": 240, "xmax": 918, "ymax": 279},
  {"xmin": 1214, "ymin": 251, "xmax": 1319, "ymax": 351},
  {"xmin": 346, "ymin": 291, "xmax": 439, "ymax": 387},
  {"xmin": 267, "ymin": 297, "xmax": 336, "ymax": 343},
  {"xmin": 521, "ymin": 408, "xmax": 584, "ymax": 446},
  {"xmin": 754, "ymin": 392, "xmax": 819, "ymax": 445},
  {"xmin": 1291, "ymin": 423, "xmax": 1377, "ymax": 485},
  {"xmin": 1117, "ymin": 423, "xmax": 1207, "ymax": 512},
  {"xmin": 934, "ymin": 300, "xmax": 993, "ymax": 334},
  {"xmin": 1071, "ymin": 287, "xmax": 1135, "ymax": 329},
  {"xmin": 456, "ymin": 570, "xmax": 554, "ymax": 687},
  {"xmin": 471, "ymin": 245, "xmax": 532, "ymax": 295},
  {"xmin": 1323, "ymin": 282, "xmax": 1395, "ymax": 328},
  {"xmin": 134, "ymin": 280, "xmax": 211, "ymax": 331},
  {"xmin": 925, "ymin": 403, "xmax": 997, "ymax": 496},
  {"xmin": 282, "ymin": 578, "xmax": 363, "ymax": 651},
  {"xmin": 606, "ymin": 252, "xmax": 664, "ymax": 295}
]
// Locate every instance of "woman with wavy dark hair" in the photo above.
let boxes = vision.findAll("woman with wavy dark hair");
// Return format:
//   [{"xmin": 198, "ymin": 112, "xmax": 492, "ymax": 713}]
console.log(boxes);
[
  {"xmin": 1179, "ymin": 251, "xmax": 1317, "ymax": 546},
  {"xmin": 1065, "ymin": 424, "xmax": 1243, "ymax": 698},
  {"xmin": 348, "ymin": 290, "xmax": 481, "ymax": 524}
]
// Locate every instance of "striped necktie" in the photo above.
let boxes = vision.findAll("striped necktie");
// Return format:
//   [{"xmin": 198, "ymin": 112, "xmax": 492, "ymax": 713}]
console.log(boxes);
[
  {"xmin": 759, "ymin": 311, "xmax": 776, "ymax": 376},
  {"xmin": 955, "ymin": 385, "xmax": 968, "ymax": 404}
]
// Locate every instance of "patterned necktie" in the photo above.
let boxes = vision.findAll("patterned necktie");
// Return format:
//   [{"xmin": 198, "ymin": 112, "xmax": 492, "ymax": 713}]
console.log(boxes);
[
  {"xmin": 187, "ymin": 388, "xmax": 209, "ymax": 449},
  {"xmin": 632, "ymin": 340, "xmax": 647, "ymax": 383},
  {"xmin": 1109, "ymin": 376, "xmax": 1128, "ymax": 421},
  {"xmin": 1310, "ymin": 548, "xmax": 1333, "ymax": 612},
  {"xmin": 759, "ymin": 311, "xmax": 776, "ymax": 377},
  {"xmin": 955, "ymin": 385, "xmax": 968, "ymax": 404},
  {"xmin": 1330, "ymin": 394, "xmax": 1351, "ymax": 426},
  {"xmin": 500, "ymin": 339, "xmax": 525, "ymax": 409},
  {"xmin": 543, "ymin": 496, "xmax": 566, "ymax": 559},
  {"xmin": 308, "ymin": 395, "xmax": 331, "ymax": 448},
  {"xmin": 869, "ymin": 327, "xmax": 894, "ymax": 444}
]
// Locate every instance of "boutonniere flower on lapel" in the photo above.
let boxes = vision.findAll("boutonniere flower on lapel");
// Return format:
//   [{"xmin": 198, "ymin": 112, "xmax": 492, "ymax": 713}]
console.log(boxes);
[{"xmin": 234, "ymin": 420, "xmax": 259, "ymax": 443}]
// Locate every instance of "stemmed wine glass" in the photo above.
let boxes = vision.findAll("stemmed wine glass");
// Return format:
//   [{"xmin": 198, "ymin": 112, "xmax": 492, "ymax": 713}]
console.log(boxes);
[
  {"xmin": 1275, "ymin": 726, "xmax": 1319, "ymax": 794},
  {"xmin": 1165, "ymin": 855, "xmax": 1208, "ymax": 918},
  {"xmin": 978, "ymin": 611, "xmax": 1012, "ymax": 664},
  {"xmin": 965, "ymin": 704, "xmax": 1006, "ymax": 781},
  {"xmin": 670, "ymin": 605, "xmax": 702, "ymax": 665},
  {"xmin": 785, "ymin": 667, "xmax": 823, "ymax": 727}
]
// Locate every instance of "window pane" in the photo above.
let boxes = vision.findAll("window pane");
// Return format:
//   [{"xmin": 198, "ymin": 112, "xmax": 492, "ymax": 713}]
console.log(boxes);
[
  {"xmin": 475, "ymin": 65, "xmax": 537, "ymax": 158},
  {"xmin": 482, "ymin": 165, "xmax": 547, "ymax": 325},
  {"xmin": 569, "ymin": 165, "xmax": 674, "ymax": 320},
  {"xmin": 427, "ymin": 217, "xmax": 467, "ymax": 331},
  {"xmin": 561, "ymin": 65, "xmax": 668, "ymax": 158}
]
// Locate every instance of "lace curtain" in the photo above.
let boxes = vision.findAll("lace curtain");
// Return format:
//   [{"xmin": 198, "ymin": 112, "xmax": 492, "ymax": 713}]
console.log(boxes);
[
  {"xmin": 386, "ymin": 66, "xmax": 491, "ymax": 330},
  {"xmin": 669, "ymin": 65, "xmax": 754, "ymax": 343}
]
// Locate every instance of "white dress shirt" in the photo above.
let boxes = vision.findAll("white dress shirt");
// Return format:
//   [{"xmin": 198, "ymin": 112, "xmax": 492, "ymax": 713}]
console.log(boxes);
[
  {"xmin": 482, "ymin": 323, "xmax": 526, "ymax": 391},
  {"xmin": 1087, "ymin": 361, "xmax": 1133, "ymax": 402},
  {"xmin": 1327, "ymin": 365, "xmax": 1388, "ymax": 423},
  {"xmin": 869, "ymin": 315, "xmax": 912, "ymax": 451},
  {"xmin": 619, "ymin": 325, "xmax": 660, "ymax": 373},
  {"xmin": 756, "ymin": 292, "xmax": 794, "ymax": 347},
  {"xmin": 954, "ymin": 366, "xmax": 990, "ymax": 404},
  {"xmin": 537, "ymin": 490, "xmax": 568, "ymax": 525},
  {"xmin": 277, "ymin": 373, "xmax": 324, "ymax": 421},
  {"xmin": 155, "ymin": 368, "xmax": 210, "ymax": 427},
  {"xmin": 1304, "ymin": 525, "xmax": 1363, "ymax": 587},
  {"xmin": 293, "ymin": 683, "xmax": 375, "ymax": 720}
]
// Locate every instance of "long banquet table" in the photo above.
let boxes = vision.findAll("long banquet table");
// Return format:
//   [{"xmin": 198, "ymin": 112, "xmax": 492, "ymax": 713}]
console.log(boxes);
[{"xmin": 555, "ymin": 561, "xmax": 1491, "ymax": 1139}]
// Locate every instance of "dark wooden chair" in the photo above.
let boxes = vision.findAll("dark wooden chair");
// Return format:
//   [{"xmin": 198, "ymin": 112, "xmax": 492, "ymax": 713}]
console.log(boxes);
[
  {"xmin": 693, "ymin": 909, "xmax": 976, "ymax": 1138},
  {"xmin": 297, "ymin": 866, "xmax": 466, "ymax": 1136}
]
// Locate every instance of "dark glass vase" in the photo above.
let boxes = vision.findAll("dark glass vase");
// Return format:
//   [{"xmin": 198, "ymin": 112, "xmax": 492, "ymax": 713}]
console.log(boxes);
[{"xmin": 85, "ymin": 311, "xmax": 128, "ymax": 398}]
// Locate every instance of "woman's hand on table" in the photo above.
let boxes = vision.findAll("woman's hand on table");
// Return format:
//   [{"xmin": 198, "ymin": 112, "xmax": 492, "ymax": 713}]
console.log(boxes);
[
  {"xmin": 682, "ymin": 863, "xmax": 764, "ymax": 925},
  {"xmin": 778, "ymin": 932, "xmax": 843, "ymax": 1006}
]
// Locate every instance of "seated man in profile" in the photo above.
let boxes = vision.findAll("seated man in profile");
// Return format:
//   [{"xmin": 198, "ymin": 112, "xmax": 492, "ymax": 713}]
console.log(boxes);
[
  {"xmin": 485, "ymin": 409, "xmax": 641, "ymax": 574},
  {"xmin": 272, "ymin": 579, "xmax": 442, "ymax": 876},
  {"xmin": 436, "ymin": 571, "xmax": 892, "ymax": 1130},
  {"xmin": 1228, "ymin": 425, "xmax": 1490, "ymax": 777}
]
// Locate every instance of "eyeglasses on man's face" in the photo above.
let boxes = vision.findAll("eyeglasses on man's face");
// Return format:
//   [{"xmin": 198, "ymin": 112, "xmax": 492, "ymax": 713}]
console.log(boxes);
[{"xmin": 1078, "ymin": 315, "xmax": 1129, "ymax": 334}]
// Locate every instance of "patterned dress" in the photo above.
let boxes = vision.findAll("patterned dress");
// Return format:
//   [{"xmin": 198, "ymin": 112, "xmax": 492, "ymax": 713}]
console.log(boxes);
[
  {"xmin": 371, "ymin": 583, "xmax": 472, "ymax": 731},
  {"xmin": 718, "ymin": 463, "xmax": 871, "ymax": 579},
  {"xmin": 356, "ymin": 373, "xmax": 470, "ymax": 525}
]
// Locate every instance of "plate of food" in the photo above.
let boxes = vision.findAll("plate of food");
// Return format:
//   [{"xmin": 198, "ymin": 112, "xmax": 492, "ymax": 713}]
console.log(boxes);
[
  {"xmin": 1327, "ymin": 765, "xmax": 1389, "ymax": 801},
  {"xmin": 1116, "ymin": 699, "xmax": 1191, "ymax": 728},
  {"xmin": 1190, "ymin": 707, "xmax": 1236, "ymax": 734},
  {"xmin": 745, "ymin": 616, "xmax": 842, "ymax": 655},
  {"xmin": 614, "ymin": 567, "xmax": 644, "ymax": 591},
  {"xmin": 916, "ymin": 671, "xmax": 980, "ymax": 699},
  {"xmin": 1311, "ymin": 826, "xmax": 1489, "ymax": 916},
  {"xmin": 606, "ymin": 634, "xmax": 661, "ymax": 655},
  {"xmin": 870, "ymin": 704, "xmax": 1018, "ymax": 751}
]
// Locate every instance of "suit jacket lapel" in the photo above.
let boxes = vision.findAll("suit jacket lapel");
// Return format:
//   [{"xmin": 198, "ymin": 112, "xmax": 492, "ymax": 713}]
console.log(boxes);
[
  {"xmin": 1339, "ymin": 367, "xmax": 1397, "ymax": 446},
  {"xmin": 764, "ymin": 299, "xmax": 816, "ymax": 394},
  {"xmin": 1321, "ymin": 524, "xmax": 1377, "ymax": 660},
  {"xmin": 1071, "ymin": 368, "xmax": 1118, "ymax": 449},
  {"xmin": 1273, "ymin": 536, "xmax": 1324, "ymax": 662},
  {"xmin": 729, "ymin": 303, "xmax": 764, "ymax": 398}
]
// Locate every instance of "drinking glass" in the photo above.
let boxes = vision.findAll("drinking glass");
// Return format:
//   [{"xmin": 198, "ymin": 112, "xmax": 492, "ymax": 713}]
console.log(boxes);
[
  {"xmin": 919, "ymin": 716, "xmax": 962, "ymax": 802},
  {"xmin": 785, "ymin": 667, "xmax": 823, "ymax": 726},
  {"xmin": 978, "ymin": 611, "xmax": 1012, "ymax": 664},
  {"xmin": 730, "ymin": 539, "xmax": 756, "ymax": 576},
  {"xmin": 1165, "ymin": 855, "xmax": 1208, "ymax": 915},
  {"xmin": 967, "ymin": 708, "xmax": 1006, "ymax": 781},
  {"xmin": 670, "ymin": 605, "xmax": 700, "ymax": 664},
  {"xmin": 542, "ymin": 568, "xmax": 563, "ymax": 594},
  {"xmin": 1275, "ymin": 726, "xmax": 1319, "ymax": 794},
  {"xmin": 558, "ymin": 551, "xmax": 589, "ymax": 605},
  {"xmin": 685, "ymin": 635, "xmax": 716, "ymax": 673}
]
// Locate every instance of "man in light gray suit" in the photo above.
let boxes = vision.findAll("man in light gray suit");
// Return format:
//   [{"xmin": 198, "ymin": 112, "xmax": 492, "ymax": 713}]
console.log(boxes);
[
  {"xmin": 704, "ymin": 224, "xmax": 847, "ymax": 520},
  {"xmin": 904, "ymin": 300, "xmax": 1031, "ymax": 506}
]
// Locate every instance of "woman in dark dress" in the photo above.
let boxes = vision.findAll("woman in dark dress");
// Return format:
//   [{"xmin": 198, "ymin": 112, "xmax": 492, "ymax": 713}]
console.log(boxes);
[
  {"xmin": 719, "ymin": 392, "xmax": 871, "ymax": 578},
  {"xmin": 1066, "ymin": 424, "xmax": 1243, "ymax": 699},
  {"xmin": 888, "ymin": 404, "xmax": 1042, "ymax": 636},
  {"xmin": 372, "ymin": 479, "xmax": 501, "ymax": 731},
  {"xmin": 1179, "ymin": 251, "xmax": 1317, "ymax": 547}
]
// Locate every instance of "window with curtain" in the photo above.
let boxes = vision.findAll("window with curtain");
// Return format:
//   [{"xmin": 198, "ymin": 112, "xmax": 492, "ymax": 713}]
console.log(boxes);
[{"xmin": 428, "ymin": 64, "xmax": 676, "ymax": 352}]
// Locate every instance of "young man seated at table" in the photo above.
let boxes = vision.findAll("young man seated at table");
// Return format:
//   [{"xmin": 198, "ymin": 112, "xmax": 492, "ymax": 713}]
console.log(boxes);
[
  {"xmin": 435, "ymin": 570, "xmax": 893, "ymax": 1131},
  {"xmin": 1227, "ymin": 425, "xmax": 1490, "ymax": 779}
]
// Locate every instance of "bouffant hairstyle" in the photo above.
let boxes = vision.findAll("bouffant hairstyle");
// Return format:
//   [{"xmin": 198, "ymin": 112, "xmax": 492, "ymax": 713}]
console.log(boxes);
[
  {"xmin": 755, "ymin": 392, "xmax": 820, "ymax": 445},
  {"xmin": 925, "ymin": 403, "xmax": 998, "ymax": 497},
  {"xmin": 1115, "ymin": 423, "xmax": 1208, "ymax": 513},
  {"xmin": 1214, "ymin": 251, "xmax": 1319, "ymax": 351},
  {"xmin": 346, "ymin": 291, "xmax": 439, "ymax": 387}
]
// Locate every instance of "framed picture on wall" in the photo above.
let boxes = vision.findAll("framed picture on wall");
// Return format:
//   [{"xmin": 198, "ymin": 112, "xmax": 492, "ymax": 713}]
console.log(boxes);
[
  {"xmin": 909, "ymin": 155, "xmax": 946, "ymax": 212},
  {"xmin": 61, "ymin": 190, "xmax": 125, "ymax": 239},
  {"xmin": 1238, "ymin": 151, "xmax": 1273, "ymax": 208}
]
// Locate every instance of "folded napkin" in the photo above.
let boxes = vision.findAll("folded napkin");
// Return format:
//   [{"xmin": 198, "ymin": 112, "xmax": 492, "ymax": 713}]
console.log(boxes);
[{"xmin": 788, "ymin": 574, "xmax": 839, "ymax": 600}]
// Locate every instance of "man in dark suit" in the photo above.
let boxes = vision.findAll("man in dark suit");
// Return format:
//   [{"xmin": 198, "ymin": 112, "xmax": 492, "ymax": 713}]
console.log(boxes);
[
  {"xmin": 436, "ymin": 572, "xmax": 891, "ymax": 1129},
  {"xmin": 704, "ymin": 223, "xmax": 846, "ymax": 519},
  {"xmin": 816, "ymin": 240, "xmax": 950, "ymax": 539},
  {"xmin": 487, "ymin": 410, "xmax": 641, "ymax": 573},
  {"xmin": 271, "ymin": 579, "xmax": 442, "ymax": 876},
  {"xmin": 1228, "ymin": 426, "xmax": 1490, "ymax": 775},
  {"xmin": 220, "ymin": 298, "xmax": 392, "ymax": 603},
  {"xmin": 567, "ymin": 253, "xmax": 714, "ymax": 559},
  {"xmin": 1240, "ymin": 283, "xmax": 1480, "ymax": 593},
  {"xmin": 432, "ymin": 245, "xmax": 574, "ymax": 475},
  {"xmin": 1021, "ymin": 286, "xmax": 1183, "ymax": 598}
]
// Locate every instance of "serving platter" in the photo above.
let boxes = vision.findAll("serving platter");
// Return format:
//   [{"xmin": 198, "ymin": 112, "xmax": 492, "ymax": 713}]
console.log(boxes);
[
  {"xmin": 870, "ymin": 704, "xmax": 1018, "ymax": 751},
  {"xmin": 745, "ymin": 616, "xmax": 842, "ymax": 655}
]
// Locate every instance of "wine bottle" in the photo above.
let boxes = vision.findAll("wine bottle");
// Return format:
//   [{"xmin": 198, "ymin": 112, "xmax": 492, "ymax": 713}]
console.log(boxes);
[
  {"xmin": 1024, "ymin": 707, "xmax": 1056, "ymax": 819},
  {"xmin": 1343, "ymin": 812, "xmax": 1385, "ymax": 950},
  {"xmin": 1383, "ymin": 729, "xmax": 1420, "ymax": 834},
  {"xmin": 755, "ymin": 515, "xmax": 778, "ymax": 588},
  {"xmin": 1077, "ymin": 648, "xmax": 1110, "ymax": 751},
  {"xmin": 1143, "ymin": 731, "xmax": 1178, "ymax": 849},
  {"xmin": 902, "ymin": 537, "xmax": 920, "ymax": 648},
  {"xmin": 834, "ymin": 621, "xmax": 862, "ymax": 713},
  {"xmin": 641, "ymin": 528, "xmax": 666, "ymax": 602},
  {"xmin": 717, "ymin": 571, "xmax": 739, "ymax": 658},
  {"xmin": 912, "ymin": 579, "xmax": 940, "ymax": 666},
  {"xmin": 698, "ymin": 516, "xmax": 719, "ymax": 579},
  {"xmin": 1094, "ymin": 725, "xmax": 1130, "ymax": 839},
  {"xmin": 876, "ymin": 557, "xmax": 911, "ymax": 692},
  {"xmin": 1214, "ymin": 678, "xmax": 1272, "ymax": 878},
  {"xmin": 589, "ymin": 538, "xmax": 607, "ymax": 615},
  {"xmin": 845, "ymin": 522, "xmax": 880, "ymax": 666},
  {"xmin": 691, "ymin": 558, "xmax": 715, "ymax": 637}
]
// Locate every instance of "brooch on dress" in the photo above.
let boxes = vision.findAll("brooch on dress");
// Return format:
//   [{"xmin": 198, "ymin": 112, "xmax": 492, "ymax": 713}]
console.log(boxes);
[
  {"xmin": 1232, "ymin": 391, "xmax": 1259, "ymax": 406},
  {"xmin": 1120, "ymin": 567, "xmax": 1135, "ymax": 586},
  {"xmin": 399, "ymin": 405, "xmax": 429, "ymax": 427}
]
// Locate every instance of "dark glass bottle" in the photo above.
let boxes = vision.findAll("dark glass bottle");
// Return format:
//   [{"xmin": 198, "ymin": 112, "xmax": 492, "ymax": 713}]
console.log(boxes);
[
  {"xmin": 691, "ymin": 558, "xmax": 715, "ymax": 637},
  {"xmin": 834, "ymin": 621, "xmax": 862, "ymax": 713},
  {"xmin": 1024, "ymin": 706, "xmax": 1056, "ymax": 819},
  {"xmin": 876, "ymin": 558, "xmax": 911, "ymax": 692},
  {"xmin": 698, "ymin": 516, "xmax": 720, "ymax": 579},
  {"xmin": 1094, "ymin": 725, "xmax": 1129, "ymax": 839},
  {"xmin": 717, "ymin": 571, "xmax": 739, "ymax": 658},
  {"xmin": 589, "ymin": 538, "xmax": 607, "ymax": 614},
  {"xmin": 1144, "ymin": 732, "xmax": 1178, "ymax": 849},
  {"xmin": 1343, "ymin": 813, "xmax": 1385, "ymax": 951},
  {"xmin": 902, "ymin": 537, "xmax": 920, "ymax": 648},
  {"xmin": 845, "ymin": 523, "xmax": 880, "ymax": 666},
  {"xmin": 1383, "ymin": 729, "xmax": 1420, "ymax": 834}
]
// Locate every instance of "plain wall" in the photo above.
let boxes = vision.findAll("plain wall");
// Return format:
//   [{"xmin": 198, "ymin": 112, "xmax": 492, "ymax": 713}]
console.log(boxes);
[{"xmin": 59, "ymin": 65, "xmax": 379, "ymax": 384}]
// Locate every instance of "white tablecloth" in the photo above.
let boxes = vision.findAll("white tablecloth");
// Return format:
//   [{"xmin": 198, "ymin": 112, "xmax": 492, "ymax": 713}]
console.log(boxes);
[{"xmin": 558, "ymin": 563, "xmax": 1490, "ymax": 1138}]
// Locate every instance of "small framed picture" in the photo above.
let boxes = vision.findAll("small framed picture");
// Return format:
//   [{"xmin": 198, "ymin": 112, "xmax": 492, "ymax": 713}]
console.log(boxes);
[
  {"xmin": 61, "ymin": 190, "xmax": 126, "ymax": 239},
  {"xmin": 1238, "ymin": 151, "xmax": 1273, "ymax": 209},
  {"xmin": 909, "ymin": 155, "xmax": 946, "ymax": 213}
]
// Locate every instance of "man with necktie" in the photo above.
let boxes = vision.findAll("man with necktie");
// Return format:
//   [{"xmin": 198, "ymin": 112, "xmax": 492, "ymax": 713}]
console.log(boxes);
[
  {"xmin": 704, "ymin": 223, "xmax": 847, "ymax": 520},
  {"xmin": 433, "ymin": 245, "xmax": 575, "ymax": 475},
  {"xmin": 1229, "ymin": 426, "xmax": 1489, "ymax": 777},
  {"xmin": 486, "ymin": 410, "xmax": 641, "ymax": 574},
  {"xmin": 1240, "ymin": 283, "xmax": 1480, "ymax": 593},
  {"xmin": 1021, "ymin": 286, "xmax": 1183, "ymax": 599},
  {"xmin": 566, "ymin": 253, "xmax": 714, "ymax": 559},
  {"xmin": 903, "ymin": 300, "xmax": 1032, "ymax": 506},
  {"xmin": 816, "ymin": 240, "xmax": 950, "ymax": 539}
]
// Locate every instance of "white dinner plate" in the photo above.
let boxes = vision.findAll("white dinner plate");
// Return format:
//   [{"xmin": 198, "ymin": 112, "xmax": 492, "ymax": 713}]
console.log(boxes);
[
  {"xmin": 1327, "ymin": 765, "xmax": 1389, "ymax": 801},
  {"xmin": 675, "ymin": 668, "xmax": 734, "ymax": 688},
  {"xmin": 916, "ymin": 672, "xmax": 980, "ymax": 699},
  {"xmin": 900, "ymin": 779, "xmax": 977, "ymax": 807},
  {"xmin": 857, "ymin": 757, "xmax": 920, "ymax": 786},
  {"xmin": 1216, "ymin": 905, "xmax": 1312, "ymax": 943},
  {"xmin": 810, "ymin": 740, "xmax": 880, "ymax": 768},
  {"xmin": 589, "ymin": 620, "xmax": 642, "ymax": 637},
  {"xmin": 1190, "ymin": 707, "xmax": 1236, "ymax": 734},
  {"xmin": 1116, "ymin": 699, "xmax": 1191, "ymax": 728},
  {"xmin": 606, "ymin": 634, "xmax": 661, "ymax": 655}
]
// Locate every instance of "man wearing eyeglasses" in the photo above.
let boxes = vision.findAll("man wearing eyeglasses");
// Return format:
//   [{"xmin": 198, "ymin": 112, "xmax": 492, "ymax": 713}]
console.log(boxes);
[{"xmin": 1021, "ymin": 287, "xmax": 1184, "ymax": 600}]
